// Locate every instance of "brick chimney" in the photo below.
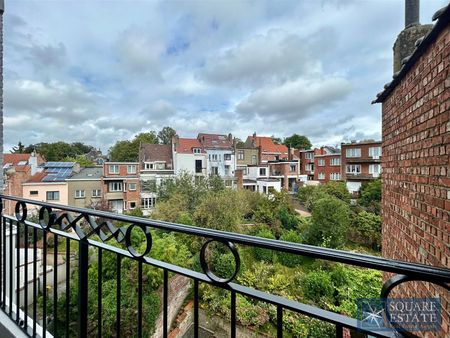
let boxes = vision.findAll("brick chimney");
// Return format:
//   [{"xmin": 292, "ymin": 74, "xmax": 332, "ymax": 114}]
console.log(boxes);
[{"xmin": 393, "ymin": 0, "xmax": 433, "ymax": 73}]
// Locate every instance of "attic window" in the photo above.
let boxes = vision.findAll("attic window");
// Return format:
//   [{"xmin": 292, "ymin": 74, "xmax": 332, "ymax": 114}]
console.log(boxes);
[
  {"xmin": 17, "ymin": 161, "xmax": 28, "ymax": 165},
  {"xmin": 193, "ymin": 148, "xmax": 201, "ymax": 154},
  {"xmin": 3, "ymin": 163, "xmax": 12, "ymax": 169}
]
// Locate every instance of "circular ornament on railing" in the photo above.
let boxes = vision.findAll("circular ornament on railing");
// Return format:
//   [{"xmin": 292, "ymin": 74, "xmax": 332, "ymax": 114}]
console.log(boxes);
[
  {"xmin": 15, "ymin": 201, "xmax": 27, "ymax": 222},
  {"xmin": 200, "ymin": 239, "xmax": 240, "ymax": 284},
  {"xmin": 125, "ymin": 224, "xmax": 152, "ymax": 258},
  {"xmin": 39, "ymin": 206, "xmax": 54, "ymax": 229}
]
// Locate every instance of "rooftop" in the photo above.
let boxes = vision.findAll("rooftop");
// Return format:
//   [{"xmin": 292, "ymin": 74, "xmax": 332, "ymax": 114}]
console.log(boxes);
[
  {"xmin": 67, "ymin": 166, "xmax": 103, "ymax": 180},
  {"xmin": 139, "ymin": 143, "xmax": 173, "ymax": 167}
]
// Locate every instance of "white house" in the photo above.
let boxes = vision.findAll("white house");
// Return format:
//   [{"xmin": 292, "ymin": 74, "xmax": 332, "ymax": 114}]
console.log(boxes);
[{"xmin": 172, "ymin": 136, "xmax": 208, "ymax": 176}]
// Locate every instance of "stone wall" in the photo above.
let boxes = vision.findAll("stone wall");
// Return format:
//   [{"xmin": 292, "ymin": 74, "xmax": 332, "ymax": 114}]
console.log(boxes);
[{"xmin": 381, "ymin": 20, "xmax": 449, "ymax": 337}]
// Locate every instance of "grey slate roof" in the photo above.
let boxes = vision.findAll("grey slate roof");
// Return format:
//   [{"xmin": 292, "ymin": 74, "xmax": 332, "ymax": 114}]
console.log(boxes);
[
  {"xmin": 373, "ymin": 3, "xmax": 450, "ymax": 103},
  {"xmin": 67, "ymin": 167, "xmax": 103, "ymax": 180}
]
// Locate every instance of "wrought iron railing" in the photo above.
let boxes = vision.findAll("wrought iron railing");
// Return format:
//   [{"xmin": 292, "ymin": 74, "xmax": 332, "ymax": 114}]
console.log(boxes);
[{"xmin": 0, "ymin": 194, "xmax": 448, "ymax": 338}]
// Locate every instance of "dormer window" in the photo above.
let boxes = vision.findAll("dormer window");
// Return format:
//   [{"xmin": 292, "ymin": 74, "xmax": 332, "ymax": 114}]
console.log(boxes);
[{"xmin": 193, "ymin": 148, "xmax": 201, "ymax": 154}]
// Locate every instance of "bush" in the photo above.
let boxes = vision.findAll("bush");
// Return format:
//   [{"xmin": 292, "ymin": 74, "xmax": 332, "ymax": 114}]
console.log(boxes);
[
  {"xmin": 278, "ymin": 230, "xmax": 303, "ymax": 267},
  {"xmin": 302, "ymin": 270, "xmax": 334, "ymax": 305},
  {"xmin": 278, "ymin": 207, "xmax": 300, "ymax": 230},
  {"xmin": 359, "ymin": 179, "xmax": 381, "ymax": 214},
  {"xmin": 253, "ymin": 229, "xmax": 276, "ymax": 262},
  {"xmin": 305, "ymin": 196, "xmax": 350, "ymax": 248},
  {"xmin": 350, "ymin": 211, "xmax": 382, "ymax": 250}
]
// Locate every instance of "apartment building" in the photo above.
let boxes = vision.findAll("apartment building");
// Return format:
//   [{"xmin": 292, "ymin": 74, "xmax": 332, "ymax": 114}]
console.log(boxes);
[
  {"xmin": 3, "ymin": 152, "xmax": 44, "ymax": 214},
  {"xmin": 102, "ymin": 162, "xmax": 140, "ymax": 213},
  {"xmin": 268, "ymin": 161, "xmax": 300, "ymax": 191},
  {"xmin": 22, "ymin": 162, "xmax": 80, "ymax": 210},
  {"xmin": 139, "ymin": 143, "xmax": 175, "ymax": 214},
  {"xmin": 66, "ymin": 167, "xmax": 103, "ymax": 208},
  {"xmin": 235, "ymin": 164, "xmax": 281, "ymax": 194},
  {"xmin": 314, "ymin": 147, "xmax": 342, "ymax": 183},
  {"xmin": 299, "ymin": 148, "xmax": 322, "ymax": 180},
  {"xmin": 235, "ymin": 145, "xmax": 259, "ymax": 174},
  {"xmin": 341, "ymin": 141, "xmax": 381, "ymax": 194},
  {"xmin": 198, "ymin": 133, "xmax": 236, "ymax": 187},
  {"xmin": 172, "ymin": 136, "xmax": 208, "ymax": 176}
]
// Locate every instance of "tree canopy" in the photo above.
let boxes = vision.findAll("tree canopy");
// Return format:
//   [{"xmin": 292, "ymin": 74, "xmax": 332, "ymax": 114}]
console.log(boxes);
[
  {"xmin": 109, "ymin": 132, "xmax": 158, "ymax": 162},
  {"xmin": 157, "ymin": 126, "xmax": 176, "ymax": 145},
  {"xmin": 20, "ymin": 141, "xmax": 95, "ymax": 161},
  {"xmin": 283, "ymin": 134, "xmax": 312, "ymax": 150}
]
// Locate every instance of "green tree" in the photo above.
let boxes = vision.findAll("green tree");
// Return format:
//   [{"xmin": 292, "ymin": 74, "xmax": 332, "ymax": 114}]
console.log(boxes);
[
  {"xmin": 359, "ymin": 179, "xmax": 381, "ymax": 214},
  {"xmin": 302, "ymin": 270, "xmax": 334, "ymax": 306},
  {"xmin": 11, "ymin": 141, "xmax": 25, "ymax": 153},
  {"xmin": 278, "ymin": 230, "xmax": 303, "ymax": 267},
  {"xmin": 306, "ymin": 196, "xmax": 350, "ymax": 248},
  {"xmin": 283, "ymin": 134, "xmax": 312, "ymax": 150},
  {"xmin": 253, "ymin": 229, "xmax": 276, "ymax": 262},
  {"xmin": 157, "ymin": 126, "xmax": 176, "ymax": 145},
  {"xmin": 321, "ymin": 181, "xmax": 351, "ymax": 203},
  {"xmin": 109, "ymin": 132, "xmax": 158, "ymax": 161},
  {"xmin": 22, "ymin": 141, "xmax": 95, "ymax": 161},
  {"xmin": 350, "ymin": 211, "xmax": 382, "ymax": 250},
  {"xmin": 63, "ymin": 155, "xmax": 94, "ymax": 167}
]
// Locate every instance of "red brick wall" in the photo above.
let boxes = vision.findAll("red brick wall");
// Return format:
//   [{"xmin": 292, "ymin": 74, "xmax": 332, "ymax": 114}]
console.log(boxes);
[
  {"xmin": 314, "ymin": 154, "xmax": 341, "ymax": 183},
  {"xmin": 381, "ymin": 24, "xmax": 449, "ymax": 337}
]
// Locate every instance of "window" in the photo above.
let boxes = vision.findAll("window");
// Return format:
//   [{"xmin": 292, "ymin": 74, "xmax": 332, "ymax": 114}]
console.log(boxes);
[
  {"xmin": 211, "ymin": 167, "xmax": 219, "ymax": 175},
  {"xmin": 193, "ymin": 148, "xmax": 201, "ymax": 154},
  {"xmin": 17, "ymin": 160, "xmax": 28, "ymax": 165},
  {"xmin": 46, "ymin": 191, "xmax": 60, "ymax": 201},
  {"xmin": 238, "ymin": 150, "xmax": 244, "ymax": 160},
  {"xmin": 224, "ymin": 154, "xmax": 231, "ymax": 161},
  {"xmin": 128, "ymin": 183, "xmax": 137, "ymax": 191},
  {"xmin": 195, "ymin": 160, "xmax": 203, "ymax": 174},
  {"xmin": 109, "ymin": 182, "xmax": 123, "ymax": 192},
  {"xmin": 330, "ymin": 173, "xmax": 341, "ymax": 180},
  {"xmin": 290, "ymin": 164, "xmax": 296, "ymax": 172},
  {"xmin": 75, "ymin": 190, "xmax": 85, "ymax": 198},
  {"xmin": 225, "ymin": 165, "xmax": 231, "ymax": 175},
  {"xmin": 145, "ymin": 163, "xmax": 153, "ymax": 170},
  {"xmin": 211, "ymin": 154, "xmax": 218, "ymax": 161},
  {"xmin": 369, "ymin": 147, "xmax": 381, "ymax": 158},
  {"xmin": 330, "ymin": 158, "xmax": 341, "ymax": 166},
  {"xmin": 30, "ymin": 191, "xmax": 38, "ymax": 196},
  {"xmin": 251, "ymin": 155, "xmax": 257, "ymax": 165},
  {"xmin": 346, "ymin": 148, "xmax": 361, "ymax": 158},
  {"xmin": 259, "ymin": 168, "xmax": 266, "ymax": 176},
  {"xmin": 129, "ymin": 201, "xmax": 136, "ymax": 209},
  {"xmin": 369, "ymin": 164, "xmax": 381, "ymax": 176},
  {"xmin": 141, "ymin": 197, "xmax": 156, "ymax": 209},
  {"xmin": 346, "ymin": 165, "xmax": 361, "ymax": 174},
  {"xmin": 127, "ymin": 165, "xmax": 136, "ymax": 174},
  {"xmin": 142, "ymin": 180, "xmax": 157, "ymax": 192},
  {"xmin": 318, "ymin": 159, "xmax": 325, "ymax": 166},
  {"xmin": 305, "ymin": 152, "xmax": 314, "ymax": 160},
  {"xmin": 306, "ymin": 164, "xmax": 314, "ymax": 172},
  {"xmin": 318, "ymin": 172, "xmax": 325, "ymax": 180},
  {"xmin": 109, "ymin": 165, "xmax": 119, "ymax": 174},
  {"xmin": 92, "ymin": 189, "xmax": 101, "ymax": 197}
]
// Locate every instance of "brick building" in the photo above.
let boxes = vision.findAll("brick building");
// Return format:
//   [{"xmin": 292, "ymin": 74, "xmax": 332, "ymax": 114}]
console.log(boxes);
[
  {"xmin": 314, "ymin": 149, "xmax": 342, "ymax": 183},
  {"xmin": 102, "ymin": 162, "xmax": 140, "ymax": 213},
  {"xmin": 373, "ymin": 2, "xmax": 449, "ymax": 336},
  {"xmin": 245, "ymin": 133, "xmax": 289, "ymax": 163},
  {"xmin": 3, "ymin": 153, "xmax": 44, "ymax": 214},
  {"xmin": 341, "ymin": 141, "xmax": 381, "ymax": 195},
  {"xmin": 299, "ymin": 149, "xmax": 317, "ymax": 180}
]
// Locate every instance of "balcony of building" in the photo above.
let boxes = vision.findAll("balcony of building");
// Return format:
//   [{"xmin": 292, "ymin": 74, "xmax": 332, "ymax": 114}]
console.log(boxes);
[
  {"xmin": 345, "ymin": 157, "xmax": 382, "ymax": 164},
  {"xmin": 0, "ymin": 195, "xmax": 448, "ymax": 338}
]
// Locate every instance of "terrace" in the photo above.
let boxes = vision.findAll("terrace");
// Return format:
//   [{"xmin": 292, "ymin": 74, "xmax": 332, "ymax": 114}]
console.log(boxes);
[{"xmin": 0, "ymin": 194, "xmax": 448, "ymax": 338}]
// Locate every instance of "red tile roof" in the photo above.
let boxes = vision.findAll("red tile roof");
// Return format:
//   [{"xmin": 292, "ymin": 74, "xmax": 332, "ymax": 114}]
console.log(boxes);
[
  {"xmin": 25, "ymin": 172, "xmax": 48, "ymax": 183},
  {"xmin": 197, "ymin": 133, "xmax": 233, "ymax": 149},
  {"xmin": 4, "ymin": 154, "xmax": 31, "ymax": 166},
  {"xmin": 246, "ymin": 136, "xmax": 288, "ymax": 156},
  {"xmin": 176, "ymin": 138, "xmax": 204, "ymax": 154},
  {"xmin": 139, "ymin": 144, "xmax": 173, "ymax": 167}
]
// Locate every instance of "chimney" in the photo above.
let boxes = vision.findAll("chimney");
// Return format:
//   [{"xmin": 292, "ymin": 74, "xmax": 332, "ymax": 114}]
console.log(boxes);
[
  {"xmin": 405, "ymin": 0, "xmax": 419, "ymax": 27},
  {"xmin": 393, "ymin": 0, "xmax": 432, "ymax": 73}
]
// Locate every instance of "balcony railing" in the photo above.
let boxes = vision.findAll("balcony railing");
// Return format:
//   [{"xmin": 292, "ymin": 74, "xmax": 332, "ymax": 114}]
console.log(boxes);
[{"xmin": 0, "ymin": 194, "xmax": 449, "ymax": 338}]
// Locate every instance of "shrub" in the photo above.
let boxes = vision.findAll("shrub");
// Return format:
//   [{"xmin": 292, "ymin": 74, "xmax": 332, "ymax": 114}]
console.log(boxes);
[
  {"xmin": 253, "ymin": 229, "xmax": 276, "ymax": 262},
  {"xmin": 302, "ymin": 270, "xmax": 334, "ymax": 305},
  {"xmin": 278, "ymin": 230, "xmax": 303, "ymax": 267}
]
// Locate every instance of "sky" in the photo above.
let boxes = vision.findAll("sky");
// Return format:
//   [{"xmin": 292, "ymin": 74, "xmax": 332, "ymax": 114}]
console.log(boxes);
[{"xmin": 4, "ymin": 0, "xmax": 448, "ymax": 153}]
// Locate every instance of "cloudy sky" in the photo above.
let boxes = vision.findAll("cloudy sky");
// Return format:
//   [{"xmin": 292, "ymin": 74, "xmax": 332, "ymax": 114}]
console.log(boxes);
[{"xmin": 4, "ymin": 0, "xmax": 448, "ymax": 152}]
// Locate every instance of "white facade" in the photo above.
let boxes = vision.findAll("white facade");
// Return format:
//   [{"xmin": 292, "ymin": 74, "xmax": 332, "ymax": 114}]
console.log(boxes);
[
  {"xmin": 256, "ymin": 179, "xmax": 281, "ymax": 194},
  {"xmin": 346, "ymin": 181, "xmax": 362, "ymax": 194},
  {"xmin": 173, "ymin": 153, "xmax": 208, "ymax": 176},
  {"xmin": 205, "ymin": 149, "xmax": 235, "ymax": 178}
]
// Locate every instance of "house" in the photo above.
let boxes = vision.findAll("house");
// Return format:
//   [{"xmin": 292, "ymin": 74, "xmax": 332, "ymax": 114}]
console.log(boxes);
[
  {"xmin": 197, "ymin": 133, "xmax": 236, "ymax": 187},
  {"xmin": 66, "ymin": 167, "xmax": 103, "ymax": 208},
  {"xmin": 139, "ymin": 143, "xmax": 175, "ymax": 214},
  {"xmin": 3, "ymin": 152, "xmax": 45, "ymax": 214},
  {"xmin": 373, "ymin": 2, "xmax": 449, "ymax": 336},
  {"xmin": 22, "ymin": 162, "xmax": 80, "ymax": 210},
  {"xmin": 244, "ymin": 133, "xmax": 288, "ymax": 163},
  {"xmin": 172, "ymin": 136, "xmax": 208, "ymax": 176},
  {"xmin": 299, "ymin": 148, "xmax": 322, "ymax": 180},
  {"xmin": 102, "ymin": 162, "xmax": 140, "ymax": 213},
  {"xmin": 85, "ymin": 148, "xmax": 108, "ymax": 165},
  {"xmin": 314, "ymin": 147, "xmax": 342, "ymax": 183},
  {"xmin": 268, "ymin": 160, "xmax": 300, "ymax": 192},
  {"xmin": 341, "ymin": 141, "xmax": 381, "ymax": 195},
  {"xmin": 235, "ymin": 164, "xmax": 281, "ymax": 194},
  {"xmin": 235, "ymin": 143, "xmax": 259, "ymax": 175}
]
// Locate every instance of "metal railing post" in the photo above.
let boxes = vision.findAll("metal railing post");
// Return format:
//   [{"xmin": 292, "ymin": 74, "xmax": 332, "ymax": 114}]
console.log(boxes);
[{"xmin": 78, "ymin": 240, "xmax": 88, "ymax": 338}]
